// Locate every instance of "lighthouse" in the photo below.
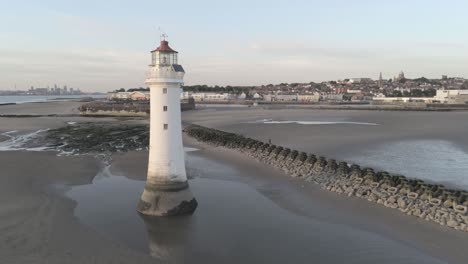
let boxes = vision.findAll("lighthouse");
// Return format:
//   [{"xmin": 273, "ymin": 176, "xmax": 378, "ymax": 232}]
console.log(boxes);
[{"xmin": 137, "ymin": 36, "xmax": 198, "ymax": 216}]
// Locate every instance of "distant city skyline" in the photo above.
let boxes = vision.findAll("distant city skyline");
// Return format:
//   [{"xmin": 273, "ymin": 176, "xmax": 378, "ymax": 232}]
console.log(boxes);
[{"xmin": 1, "ymin": 0, "xmax": 468, "ymax": 92}]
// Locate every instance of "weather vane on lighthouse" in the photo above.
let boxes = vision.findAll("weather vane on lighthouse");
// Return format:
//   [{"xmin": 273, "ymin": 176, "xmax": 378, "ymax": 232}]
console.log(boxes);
[{"xmin": 137, "ymin": 34, "xmax": 198, "ymax": 217}]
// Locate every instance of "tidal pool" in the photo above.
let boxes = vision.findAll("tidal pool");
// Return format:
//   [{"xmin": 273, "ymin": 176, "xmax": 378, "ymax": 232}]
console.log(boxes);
[{"xmin": 65, "ymin": 152, "xmax": 445, "ymax": 264}]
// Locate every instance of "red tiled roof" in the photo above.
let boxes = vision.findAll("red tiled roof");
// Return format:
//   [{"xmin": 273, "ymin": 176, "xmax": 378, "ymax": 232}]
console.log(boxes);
[{"xmin": 151, "ymin": 40, "xmax": 178, "ymax": 53}]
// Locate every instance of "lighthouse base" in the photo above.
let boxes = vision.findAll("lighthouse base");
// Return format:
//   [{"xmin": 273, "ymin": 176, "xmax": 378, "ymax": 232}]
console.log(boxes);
[{"xmin": 137, "ymin": 181, "xmax": 198, "ymax": 216}]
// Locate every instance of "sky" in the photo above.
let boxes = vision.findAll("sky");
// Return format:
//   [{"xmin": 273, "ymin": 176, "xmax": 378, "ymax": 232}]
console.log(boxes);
[{"xmin": 0, "ymin": 0, "xmax": 467, "ymax": 92}]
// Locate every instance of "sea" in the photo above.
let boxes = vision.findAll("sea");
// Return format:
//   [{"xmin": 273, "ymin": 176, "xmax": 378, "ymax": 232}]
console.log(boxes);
[{"xmin": 0, "ymin": 95, "xmax": 105, "ymax": 105}]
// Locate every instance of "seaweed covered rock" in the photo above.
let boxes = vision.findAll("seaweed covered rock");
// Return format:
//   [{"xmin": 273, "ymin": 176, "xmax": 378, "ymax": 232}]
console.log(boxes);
[
  {"xmin": 313, "ymin": 157, "xmax": 327, "ymax": 173},
  {"xmin": 47, "ymin": 123, "xmax": 149, "ymax": 154},
  {"xmin": 338, "ymin": 162, "xmax": 350, "ymax": 177},
  {"xmin": 325, "ymin": 159, "xmax": 338, "ymax": 174}
]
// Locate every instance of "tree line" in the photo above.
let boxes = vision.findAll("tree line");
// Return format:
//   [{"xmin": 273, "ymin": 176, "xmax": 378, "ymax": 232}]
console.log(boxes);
[{"xmin": 386, "ymin": 88, "xmax": 437, "ymax": 98}]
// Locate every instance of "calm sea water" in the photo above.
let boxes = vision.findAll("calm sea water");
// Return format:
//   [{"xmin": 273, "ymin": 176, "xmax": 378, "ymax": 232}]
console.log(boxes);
[
  {"xmin": 0, "ymin": 95, "xmax": 105, "ymax": 104},
  {"xmin": 343, "ymin": 139, "xmax": 468, "ymax": 190}
]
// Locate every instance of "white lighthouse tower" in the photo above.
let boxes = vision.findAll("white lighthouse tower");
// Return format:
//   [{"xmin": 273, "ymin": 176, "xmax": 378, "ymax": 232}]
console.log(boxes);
[{"xmin": 137, "ymin": 36, "xmax": 198, "ymax": 216}]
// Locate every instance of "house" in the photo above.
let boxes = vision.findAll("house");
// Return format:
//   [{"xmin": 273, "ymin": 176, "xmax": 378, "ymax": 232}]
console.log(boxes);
[
  {"xmin": 107, "ymin": 92, "xmax": 131, "ymax": 100},
  {"xmin": 129, "ymin": 91, "xmax": 149, "ymax": 100},
  {"xmin": 322, "ymin": 94, "xmax": 344, "ymax": 101},
  {"xmin": 297, "ymin": 94, "xmax": 320, "ymax": 102},
  {"xmin": 107, "ymin": 91, "xmax": 149, "ymax": 100},
  {"xmin": 252, "ymin": 92, "xmax": 262, "ymax": 99},
  {"xmin": 434, "ymin": 89, "xmax": 468, "ymax": 104},
  {"xmin": 238, "ymin": 92, "xmax": 247, "ymax": 100},
  {"xmin": 263, "ymin": 94, "xmax": 298, "ymax": 102},
  {"xmin": 180, "ymin": 92, "xmax": 232, "ymax": 102}
]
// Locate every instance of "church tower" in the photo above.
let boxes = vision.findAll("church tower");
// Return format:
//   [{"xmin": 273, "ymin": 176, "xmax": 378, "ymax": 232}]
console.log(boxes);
[
  {"xmin": 379, "ymin": 72, "xmax": 383, "ymax": 88},
  {"xmin": 137, "ymin": 35, "xmax": 198, "ymax": 216}
]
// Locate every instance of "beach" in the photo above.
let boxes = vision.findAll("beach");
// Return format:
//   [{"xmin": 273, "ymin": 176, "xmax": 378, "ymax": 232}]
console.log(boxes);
[{"xmin": 0, "ymin": 101, "xmax": 467, "ymax": 263}]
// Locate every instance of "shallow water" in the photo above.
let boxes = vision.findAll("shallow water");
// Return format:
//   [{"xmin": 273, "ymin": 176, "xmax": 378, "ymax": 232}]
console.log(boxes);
[
  {"xmin": 247, "ymin": 119, "xmax": 378, "ymax": 126},
  {"xmin": 241, "ymin": 118, "xmax": 468, "ymax": 190},
  {"xmin": 343, "ymin": 140, "xmax": 468, "ymax": 190},
  {"xmin": 0, "ymin": 129, "xmax": 51, "ymax": 151},
  {"xmin": 66, "ymin": 152, "xmax": 445, "ymax": 264}
]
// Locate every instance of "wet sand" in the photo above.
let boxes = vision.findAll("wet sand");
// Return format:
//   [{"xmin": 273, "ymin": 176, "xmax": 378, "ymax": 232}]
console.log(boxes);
[
  {"xmin": 0, "ymin": 151, "xmax": 156, "ymax": 264},
  {"xmin": 182, "ymin": 107, "xmax": 468, "ymax": 153},
  {"xmin": 0, "ymin": 102, "xmax": 467, "ymax": 263}
]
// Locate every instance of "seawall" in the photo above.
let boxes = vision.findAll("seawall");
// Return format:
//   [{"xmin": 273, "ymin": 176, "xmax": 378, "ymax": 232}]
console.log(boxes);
[{"xmin": 184, "ymin": 124, "xmax": 468, "ymax": 232}]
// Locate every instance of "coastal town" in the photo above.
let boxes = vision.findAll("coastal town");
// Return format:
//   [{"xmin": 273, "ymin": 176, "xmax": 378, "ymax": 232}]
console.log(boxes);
[{"xmin": 107, "ymin": 72, "xmax": 468, "ymax": 105}]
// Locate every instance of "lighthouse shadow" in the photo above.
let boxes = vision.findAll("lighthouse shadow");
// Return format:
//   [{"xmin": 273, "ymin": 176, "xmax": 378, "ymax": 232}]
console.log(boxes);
[{"xmin": 139, "ymin": 214, "xmax": 193, "ymax": 263}]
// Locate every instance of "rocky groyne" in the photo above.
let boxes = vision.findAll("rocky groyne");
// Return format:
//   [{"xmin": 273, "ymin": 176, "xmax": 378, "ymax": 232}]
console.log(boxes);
[{"xmin": 184, "ymin": 124, "xmax": 468, "ymax": 232}]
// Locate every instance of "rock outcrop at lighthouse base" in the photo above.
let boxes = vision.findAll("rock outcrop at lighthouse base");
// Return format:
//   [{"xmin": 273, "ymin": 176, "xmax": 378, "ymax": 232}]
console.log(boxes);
[{"xmin": 137, "ymin": 181, "xmax": 198, "ymax": 217}]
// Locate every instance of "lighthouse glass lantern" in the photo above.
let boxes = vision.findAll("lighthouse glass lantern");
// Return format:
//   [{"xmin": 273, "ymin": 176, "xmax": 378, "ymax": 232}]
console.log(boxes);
[{"xmin": 151, "ymin": 40, "xmax": 178, "ymax": 66}]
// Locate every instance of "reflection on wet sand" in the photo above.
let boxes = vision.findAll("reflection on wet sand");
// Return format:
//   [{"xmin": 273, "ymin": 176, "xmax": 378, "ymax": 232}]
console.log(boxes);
[
  {"xmin": 64, "ymin": 150, "xmax": 464, "ymax": 263},
  {"xmin": 139, "ymin": 214, "xmax": 193, "ymax": 263}
]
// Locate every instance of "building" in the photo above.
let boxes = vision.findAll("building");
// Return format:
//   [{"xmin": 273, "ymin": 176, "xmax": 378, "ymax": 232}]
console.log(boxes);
[
  {"xmin": 263, "ymin": 93, "xmax": 297, "ymax": 102},
  {"xmin": 297, "ymin": 93, "xmax": 320, "ymax": 102},
  {"xmin": 252, "ymin": 92, "xmax": 262, "ymax": 99},
  {"xmin": 347, "ymin": 89, "xmax": 362, "ymax": 94},
  {"xmin": 373, "ymin": 97, "xmax": 438, "ymax": 103},
  {"xmin": 434, "ymin": 89, "xmax": 468, "ymax": 104},
  {"xmin": 107, "ymin": 91, "xmax": 150, "ymax": 100},
  {"xmin": 348, "ymin": 78, "xmax": 373, "ymax": 84},
  {"xmin": 129, "ymin": 91, "xmax": 150, "ymax": 100},
  {"xmin": 137, "ymin": 37, "xmax": 197, "ymax": 216},
  {"xmin": 180, "ymin": 92, "xmax": 232, "ymax": 102},
  {"xmin": 394, "ymin": 71, "xmax": 405, "ymax": 82},
  {"xmin": 334, "ymin": 87, "xmax": 348, "ymax": 94},
  {"xmin": 373, "ymin": 89, "xmax": 468, "ymax": 104},
  {"xmin": 107, "ymin": 92, "xmax": 130, "ymax": 100},
  {"xmin": 379, "ymin": 72, "xmax": 383, "ymax": 88},
  {"xmin": 322, "ymin": 94, "xmax": 344, "ymax": 101}
]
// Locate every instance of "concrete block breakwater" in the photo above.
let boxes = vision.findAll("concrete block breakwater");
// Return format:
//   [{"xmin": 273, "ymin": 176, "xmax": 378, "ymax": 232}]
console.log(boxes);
[{"xmin": 184, "ymin": 124, "xmax": 468, "ymax": 232}]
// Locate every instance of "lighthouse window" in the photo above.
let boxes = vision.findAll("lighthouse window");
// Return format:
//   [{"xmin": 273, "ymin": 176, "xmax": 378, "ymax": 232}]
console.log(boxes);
[
  {"xmin": 163, "ymin": 88, "xmax": 167, "ymax": 94},
  {"xmin": 163, "ymin": 124, "xmax": 168, "ymax": 130},
  {"xmin": 163, "ymin": 106, "xmax": 167, "ymax": 111}
]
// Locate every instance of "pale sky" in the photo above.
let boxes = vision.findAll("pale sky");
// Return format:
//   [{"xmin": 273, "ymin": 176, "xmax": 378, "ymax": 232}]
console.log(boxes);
[{"xmin": 1, "ymin": 0, "xmax": 467, "ymax": 92}]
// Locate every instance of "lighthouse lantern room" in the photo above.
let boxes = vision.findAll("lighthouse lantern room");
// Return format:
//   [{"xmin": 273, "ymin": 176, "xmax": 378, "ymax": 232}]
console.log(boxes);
[{"xmin": 151, "ymin": 40, "xmax": 179, "ymax": 66}]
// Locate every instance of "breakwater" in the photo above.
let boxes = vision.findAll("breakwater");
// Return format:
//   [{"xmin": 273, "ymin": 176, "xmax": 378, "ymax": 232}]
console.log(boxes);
[{"xmin": 184, "ymin": 124, "xmax": 468, "ymax": 232}]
